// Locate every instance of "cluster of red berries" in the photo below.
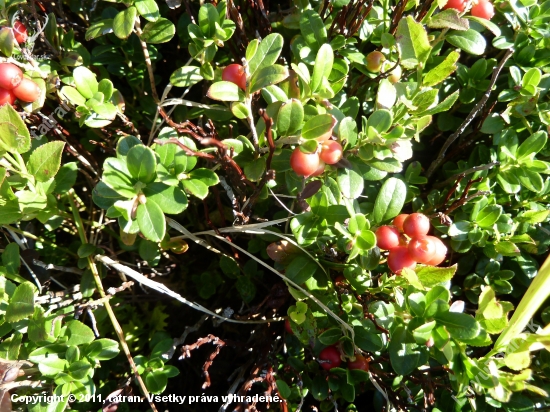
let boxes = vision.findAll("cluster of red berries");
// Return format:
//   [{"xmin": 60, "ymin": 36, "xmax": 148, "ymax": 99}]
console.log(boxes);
[
  {"xmin": 290, "ymin": 140, "xmax": 343, "ymax": 177},
  {"xmin": 0, "ymin": 63, "xmax": 41, "ymax": 106},
  {"xmin": 444, "ymin": 0, "xmax": 495, "ymax": 20},
  {"xmin": 375, "ymin": 213, "xmax": 448, "ymax": 274}
]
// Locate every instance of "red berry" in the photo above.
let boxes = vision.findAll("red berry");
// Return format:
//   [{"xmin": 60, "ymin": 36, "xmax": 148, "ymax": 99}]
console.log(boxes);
[
  {"xmin": 13, "ymin": 21, "xmax": 27, "ymax": 44},
  {"xmin": 387, "ymin": 246, "xmax": 417, "ymax": 274},
  {"xmin": 425, "ymin": 236, "xmax": 448, "ymax": 266},
  {"xmin": 408, "ymin": 236, "xmax": 436, "ymax": 264},
  {"xmin": 366, "ymin": 51, "xmax": 385, "ymax": 73},
  {"xmin": 471, "ymin": 0, "xmax": 495, "ymax": 20},
  {"xmin": 319, "ymin": 346, "xmax": 342, "ymax": 371},
  {"xmin": 402, "ymin": 213, "xmax": 430, "ymax": 238},
  {"xmin": 284, "ymin": 319, "xmax": 293, "ymax": 334},
  {"xmin": 0, "ymin": 63, "xmax": 23, "ymax": 90},
  {"xmin": 375, "ymin": 226, "xmax": 401, "ymax": 250},
  {"xmin": 0, "ymin": 88, "xmax": 16, "ymax": 106},
  {"xmin": 320, "ymin": 141, "xmax": 343, "ymax": 165},
  {"xmin": 392, "ymin": 214, "xmax": 409, "ymax": 232},
  {"xmin": 12, "ymin": 78, "xmax": 40, "ymax": 102},
  {"xmin": 309, "ymin": 160, "xmax": 326, "ymax": 177},
  {"xmin": 387, "ymin": 65, "xmax": 402, "ymax": 84},
  {"xmin": 290, "ymin": 147, "xmax": 320, "ymax": 177},
  {"xmin": 348, "ymin": 354, "xmax": 369, "ymax": 371},
  {"xmin": 443, "ymin": 0, "xmax": 466, "ymax": 12},
  {"xmin": 222, "ymin": 64, "xmax": 246, "ymax": 90}
]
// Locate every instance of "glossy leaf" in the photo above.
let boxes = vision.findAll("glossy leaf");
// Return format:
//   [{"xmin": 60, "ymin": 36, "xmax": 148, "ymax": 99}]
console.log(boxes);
[
  {"xmin": 127, "ymin": 145, "xmax": 157, "ymax": 183},
  {"xmin": 373, "ymin": 177, "xmax": 407, "ymax": 223},
  {"xmin": 137, "ymin": 200, "xmax": 166, "ymax": 242},
  {"xmin": 135, "ymin": 0, "xmax": 160, "ymax": 22},
  {"xmin": 249, "ymin": 65, "xmax": 289, "ymax": 94},
  {"xmin": 248, "ymin": 33, "xmax": 284, "ymax": 76},
  {"xmin": 446, "ymin": 29, "xmax": 486, "ymax": 55},
  {"xmin": 113, "ymin": 7, "xmax": 137, "ymax": 39},
  {"xmin": 170, "ymin": 66, "xmax": 203, "ymax": 87},
  {"xmin": 141, "ymin": 18, "xmax": 176, "ymax": 43}
]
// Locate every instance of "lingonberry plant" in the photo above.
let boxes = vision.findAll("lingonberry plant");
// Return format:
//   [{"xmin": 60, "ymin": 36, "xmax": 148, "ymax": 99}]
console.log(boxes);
[{"xmin": 0, "ymin": 0, "xmax": 550, "ymax": 411}]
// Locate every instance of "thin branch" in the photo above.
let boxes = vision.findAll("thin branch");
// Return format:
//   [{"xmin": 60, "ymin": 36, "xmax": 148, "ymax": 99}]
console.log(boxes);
[
  {"xmin": 95, "ymin": 254, "xmax": 282, "ymax": 324},
  {"xmin": 134, "ymin": 17, "xmax": 159, "ymax": 102},
  {"xmin": 433, "ymin": 162, "xmax": 500, "ymax": 189},
  {"xmin": 426, "ymin": 49, "xmax": 513, "ymax": 178}
]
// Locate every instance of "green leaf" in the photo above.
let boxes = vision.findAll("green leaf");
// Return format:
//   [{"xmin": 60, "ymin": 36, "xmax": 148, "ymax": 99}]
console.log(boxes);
[
  {"xmin": 102, "ymin": 157, "xmax": 137, "ymax": 198},
  {"xmin": 367, "ymin": 110, "xmax": 393, "ymax": 134},
  {"xmin": 113, "ymin": 6, "xmax": 137, "ymax": 39},
  {"xmin": 68, "ymin": 360, "xmax": 92, "ymax": 380},
  {"xmin": 301, "ymin": 114, "xmax": 336, "ymax": 140},
  {"xmin": 190, "ymin": 167, "xmax": 219, "ymax": 185},
  {"xmin": 143, "ymin": 183, "xmax": 188, "ymax": 214},
  {"xmin": 77, "ymin": 243, "xmax": 96, "ymax": 258},
  {"xmin": 60, "ymin": 86, "xmax": 86, "ymax": 106},
  {"xmin": 465, "ymin": 16, "xmax": 501, "ymax": 36},
  {"xmin": 389, "ymin": 325, "xmax": 422, "ymax": 375},
  {"xmin": 207, "ymin": 81, "xmax": 245, "ymax": 102},
  {"xmin": 435, "ymin": 312, "xmax": 480, "ymax": 340},
  {"xmin": 373, "ymin": 177, "xmax": 407, "ymax": 223},
  {"xmin": 318, "ymin": 327, "xmax": 342, "ymax": 345},
  {"xmin": 66, "ymin": 320, "xmax": 95, "ymax": 346},
  {"xmin": 181, "ymin": 179, "xmax": 209, "ymax": 199},
  {"xmin": 2, "ymin": 242, "xmax": 20, "ymax": 275},
  {"xmin": 446, "ymin": 29, "xmax": 486, "ymax": 55},
  {"xmin": 141, "ymin": 18, "xmax": 176, "ymax": 44},
  {"xmin": 0, "ymin": 103, "xmax": 31, "ymax": 153},
  {"xmin": 286, "ymin": 256, "xmax": 317, "ymax": 284},
  {"xmin": 475, "ymin": 205, "xmax": 502, "ymax": 228},
  {"xmin": 522, "ymin": 68, "xmax": 541, "ymax": 89},
  {"xmin": 277, "ymin": 99, "xmax": 304, "ymax": 136},
  {"xmin": 39, "ymin": 358, "xmax": 68, "ymax": 377},
  {"xmin": 127, "ymin": 145, "xmax": 157, "ymax": 183},
  {"xmin": 0, "ymin": 26, "xmax": 14, "ymax": 57},
  {"xmin": 495, "ymin": 241, "xmax": 520, "ymax": 256},
  {"xmin": 98, "ymin": 79, "xmax": 114, "ymax": 100},
  {"xmin": 311, "ymin": 43, "xmax": 333, "ymax": 92},
  {"xmin": 137, "ymin": 200, "xmax": 166, "ymax": 242},
  {"xmin": 422, "ymin": 90, "xmax": 459, "ymax": 115},
  {"xmin": 249, "ymin": 65, "xmax": 289, "ymax": 94},
  {"xmin": 416, "ymin": 264, "xmax": 457, "ymax": 288},
  {"xmin": 337, "ymin": 168, "xmax": 364, "ymax": 199},
  {"xmin": 354, "ymin": 325, "xmax": 384, "ymax": 352},
  {"xmin": 276, "ymin": 380, "xmax": 291, "ymax": 399},
  {"xmin": 26, "ymin": 141, "xmax": 65, "ymax": 183},
  {"xmin": 517, "ymin": 131, "xmax": 547, "ymax": 161},
  {"xmin": 198, "ymin": 3, "xmax": 218, "ymax": 37},
  {"xmin": 515, "ymin": 168, "xmax": 543, "ymax": 192},
  {"xmin": 85, "ymin": 339, "xmax": 119, "ymax": 360},
  {"xmin": 5, "ymin": 282, "xmax": 35, "ymax": 322},
  {"xmin": 299, "ymin": 10, "xmax": 327, "ymax": 50},
  {"xmin": 146, "ymin": 369, "xmax": 168, "ymax": 394},
  {"xmin": 396, "ymin": 16, "xmax": 431, "ymax": 69},
  {"xmin": 248, "ymin": 33, "xmax": 284, "ymax": 76},
  {"xmin": 423, "ymin": 51, "xmax": 460, "ymax": 87},
  {"xmin": 518, "ymin": 210, "xmax": 550, "ymax": 224},
  {"xmin": 170, "ymin": 66, "xmax": 203, "ymax": 88},
  {"xmin": 73, "ymin": 66, "xmax": 99, "ymax": 99},
  {"xmin": 428, "ymin": 9, "xmax": 469, "ymax": 30},
  {"xmin": 85, "ymin": 19, "xmax": 114, "ymax": 41},
  {"xmin": 135, "ymin": 0, "xmax": 160, "ymax": 22}
]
